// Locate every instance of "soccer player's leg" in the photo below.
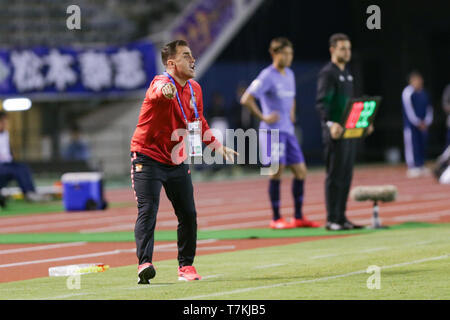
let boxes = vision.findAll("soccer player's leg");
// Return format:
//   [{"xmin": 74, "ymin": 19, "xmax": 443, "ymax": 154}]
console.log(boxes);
[
  {"xmin": 285, "ymin": 134, "xmax": 320, "ymax": 228},
  {"xmin": 162, "ymin": 163, "xmax": 201, "ymax": 281},
  {"xmin": 132, "ymin": 155, "xmax": 162, "ymax": 284},
  {"xmin": 269, "ymin": 164, "xmax": 290, "ymax": 229},
  {"xmin": 261, "ymin": 130, "xmax": 292, "ymax": 229}
]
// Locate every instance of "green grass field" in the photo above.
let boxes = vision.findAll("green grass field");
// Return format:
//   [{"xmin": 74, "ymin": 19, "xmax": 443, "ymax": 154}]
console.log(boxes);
[
  {"xmin": 0, "ymin": 199, "xmax": 137, "ymax": 217},
  {"xmin": 1, "ymin": 224, "xmax": 449, "ymax": 300}
]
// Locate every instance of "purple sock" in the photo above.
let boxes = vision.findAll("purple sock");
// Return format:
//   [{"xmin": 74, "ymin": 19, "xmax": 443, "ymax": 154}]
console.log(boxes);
[
  {"xmin": 292, "ymin": 179, "xmax": 304, "ymax": 219},
  {"xmin": 269, "ymin": 179, "xmax": 281, "ymax": 220}
]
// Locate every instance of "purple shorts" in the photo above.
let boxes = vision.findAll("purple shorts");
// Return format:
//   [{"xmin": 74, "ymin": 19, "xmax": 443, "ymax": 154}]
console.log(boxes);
[{"xmin": 259, "ymin": 130, "xmax": 305, "ymax": 166}]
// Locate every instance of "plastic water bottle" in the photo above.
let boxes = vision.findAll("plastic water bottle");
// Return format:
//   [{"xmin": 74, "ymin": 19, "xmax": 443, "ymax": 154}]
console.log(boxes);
[{"xmin": 49, "ymin": 263, "xmax": 109, "ymax": 277}]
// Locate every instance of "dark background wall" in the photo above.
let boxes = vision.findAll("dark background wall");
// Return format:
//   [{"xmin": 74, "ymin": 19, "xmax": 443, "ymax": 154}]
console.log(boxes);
[{"xmin": 200, "ymin": 0, "xmax": 450, "ymax": 164}]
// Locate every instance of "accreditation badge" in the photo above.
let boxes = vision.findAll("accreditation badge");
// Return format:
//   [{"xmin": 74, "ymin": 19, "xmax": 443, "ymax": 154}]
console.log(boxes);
[{"xmin": 187, "ymin": 120, "xmax": 202, "ymax": 157}]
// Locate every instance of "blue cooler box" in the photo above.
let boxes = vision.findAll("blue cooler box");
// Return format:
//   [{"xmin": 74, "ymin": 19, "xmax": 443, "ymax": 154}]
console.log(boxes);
[{"xmin": 61, "ymin": 172, "xmax": 107, "ymax": 211}]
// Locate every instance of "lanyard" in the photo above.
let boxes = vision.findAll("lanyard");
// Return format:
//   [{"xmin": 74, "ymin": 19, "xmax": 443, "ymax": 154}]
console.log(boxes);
[{"xmin": 164, "ymin": 72, "xmax": 199, "ymax": 122}]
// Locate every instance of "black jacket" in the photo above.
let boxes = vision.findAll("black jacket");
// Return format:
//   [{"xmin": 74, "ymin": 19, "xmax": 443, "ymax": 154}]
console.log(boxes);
[{"xmin": 316, "ymin": 62, "xmax": 354, "ymax": 124}]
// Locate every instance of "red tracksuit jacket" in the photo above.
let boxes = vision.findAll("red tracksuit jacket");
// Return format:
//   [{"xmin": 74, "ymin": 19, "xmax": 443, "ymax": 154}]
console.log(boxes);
[{"xmin": 130, "ymin": 73, "xmax": 221, "ymax": 165}]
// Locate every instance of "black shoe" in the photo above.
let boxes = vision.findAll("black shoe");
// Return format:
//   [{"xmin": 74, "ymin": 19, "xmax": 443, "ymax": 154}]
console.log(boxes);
[
  {"xmin": 325, "ymin": 222, "xmax": 344, "ymax": 231},
  {"xmin": 343, "ymin": 220, "xmax": 365, "ymax": 230},
  {"xmin": 137, "ymin": 263, "xmax": 156, "ymax": 285}
]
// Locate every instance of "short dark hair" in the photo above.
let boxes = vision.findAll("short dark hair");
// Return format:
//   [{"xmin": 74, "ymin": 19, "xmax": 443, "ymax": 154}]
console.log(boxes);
[
  {"xmin": 161, "ymin": 40, "xmax": 189, "ymax": 66},
  {"xmin": 269, "ymin": 37, "xmax": 293, "ymax": 55},
  {"xmin": 407, "ymin": 70, "xmax": 422, "ymax": 82},
  {"xmin": 329, "ymin": 33, "xmax": 350, "ymax": 47},
  {"xmin": 0, "ymin": 111, "xmax": 7, "ymax": 119}
]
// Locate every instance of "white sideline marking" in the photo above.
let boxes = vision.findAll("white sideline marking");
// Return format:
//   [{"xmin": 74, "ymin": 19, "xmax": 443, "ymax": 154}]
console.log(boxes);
[
  {"xmin": 198, "ymin": 245, "xmax": 235, "ymax": 251},
  {"xmin": 0, "ymin": 242, "xmax": 87, "ymax": 255},
  {"xmin": 3, "ymin": 191, "xmax": 450, "ymax": 232},
  {"xmin": 158, "ymin": 245, "xmax": 236, "ymax": 252},
  {"xmin": 0, "ymin": 249, "xmax": 136, "ymax": 269},
  {"xmin": 202, "ymin": 274, "xmax": 224, "ymax": 280},
  {"xmin": 253, "ymin": 263, "xmax": 285, "ymax": 269},
  {"xmin": 201, "ymin": 220, "xmax": 270, "ymax": 231},
  {"xmin": 123, "ymin": 284, "xmax": 171, "ymax": 290},
  {"xmin": 353, "ymin": 210, "xmax": 450, "ymax": 225},
  {"xmin": 0, "ymin": 215, "xmax": 136, "ymax": 233},
  {"xmin": 176, "ymin": 254, "xmax": 450, "ymax": 300},
  {"xmin": 360, "ymin": 247, "xmax": 387, "ymax": 253},
  {"xmin": 0, "ymin": 240, "xmax": 218, "ymax": 269},
  {"xmin": 38, "ymin": 293, "xmax": 89, "ymax": 300},
  {"xmin": 310, "ymin": 253, "xmax": 338, "ymax": 259},
  {"xmin": 415, "ymin": 241, "xmax": 434, "ymax": 245}
]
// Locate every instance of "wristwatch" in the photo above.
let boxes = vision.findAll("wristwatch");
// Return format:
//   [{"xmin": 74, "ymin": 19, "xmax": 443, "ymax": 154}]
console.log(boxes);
[{"xmin": 326, "ymin": 121, "xmax": 334, "ymax": 128}]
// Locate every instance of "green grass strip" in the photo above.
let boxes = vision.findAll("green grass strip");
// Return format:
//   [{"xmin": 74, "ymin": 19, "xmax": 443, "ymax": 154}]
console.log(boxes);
[
  {"xmin": 0, "ymin": 200, "xmax": 136, "ymax": 217},
  {"xmin": 0, "ymin": 201, "xmax": 64, "ymax": 216},
  {"xmin": 0, "ymin": 222, "xmax": 440, "ymax": 244}
]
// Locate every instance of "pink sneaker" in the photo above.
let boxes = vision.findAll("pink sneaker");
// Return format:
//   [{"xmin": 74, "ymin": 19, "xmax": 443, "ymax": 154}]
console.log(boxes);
[
  {"xmin": 178, "ymin": 266, "xmax": 202, "ymax": 281},
  {"xmin": 269, "ymin": 218, "xmax": 294, "ymax": 229},
  {"xmin": 289, "ymin": 218, "xmax": 320, "ymax": 228},
  {"xmin": 137, "ymin": 263, "xmax": 156, "ymax": 284}
]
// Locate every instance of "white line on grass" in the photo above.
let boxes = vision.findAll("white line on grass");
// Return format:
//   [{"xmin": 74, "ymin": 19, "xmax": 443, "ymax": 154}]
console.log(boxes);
[
  {"xmin": 157, "ymin": 245, "xmax": 236, "ymax": 252},
  {"xmin": 0, "ymin": 249, "xmax": 136, "ymax": 269},
  {"xmin": 122, "ymin": 284, "xmax": 171, "ymax": 290},
  {"xmin": 310, "ymin": 253, "xmax": 339, "ymax": 259},
  {"xmin": 202, "ymin": 274, "xmax": 224, "ymax": 280},
  {"xmin": 253, "ymin": 264, "xmax": 286, "ymax": 269},
  {"xmin": 0, "ymin": 240, "xmax": 218, "ymax": 269},
  {"xmin": 360, "ymin": 247, "xmax": 388, "ymax": 253},
  {"xmin": 38, "ymin": 293, "xmax": 90, "ymax": 300},
  {"xmin": 0, "ymin": 242, "xmax": 87, "ymax": 255},
  {"xmin": 176, "ymin": 254, "xmax": 450, "ymax": 300}
]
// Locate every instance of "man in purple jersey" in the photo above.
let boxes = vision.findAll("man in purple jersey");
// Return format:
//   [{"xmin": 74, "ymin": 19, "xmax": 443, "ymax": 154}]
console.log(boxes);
[{"xmin": 241, "ymin": 37, "xmax": 319, "ymax": 229}]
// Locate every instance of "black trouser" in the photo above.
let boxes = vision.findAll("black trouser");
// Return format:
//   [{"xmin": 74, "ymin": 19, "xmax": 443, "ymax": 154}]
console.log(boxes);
[
  {"xmin": 131, "ymin": 152, "xmax": 197, "ymax": 267},
  {"xmin": 323, "ymin": 133, "xmax": 358, "ymax": 224}
]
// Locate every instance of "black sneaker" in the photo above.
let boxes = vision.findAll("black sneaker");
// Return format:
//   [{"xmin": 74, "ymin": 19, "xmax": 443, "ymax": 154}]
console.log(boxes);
[
  {"xmin": 137, "ymin": 263, "xmax": 156, "ymax": 284},
  {"xmin": 325, "ymin": 222, "xmax": 344, "ymax": 231},
  {"xmin": 343, "ymin": 220, "xmax": 365, "ymax": 230}
]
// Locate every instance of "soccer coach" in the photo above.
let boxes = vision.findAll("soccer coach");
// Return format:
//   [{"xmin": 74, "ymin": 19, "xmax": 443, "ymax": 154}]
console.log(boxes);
[
  {"xmin": 315, "ymin": 33, "xmax": 373, "ymax": 231},
  {"xmin": 130, "ymin": 40, "xmax": 237, "ymax": 284}
]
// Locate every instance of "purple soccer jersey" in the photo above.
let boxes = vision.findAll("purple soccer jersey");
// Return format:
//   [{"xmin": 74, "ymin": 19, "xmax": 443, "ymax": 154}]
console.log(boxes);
[
  {"xmin": 246, "ymin": 65, "xmax": 296, "ymax": 135},
  {"xmin": 247, "ymin": 65, "xmax": 304, "ymax": 165}
]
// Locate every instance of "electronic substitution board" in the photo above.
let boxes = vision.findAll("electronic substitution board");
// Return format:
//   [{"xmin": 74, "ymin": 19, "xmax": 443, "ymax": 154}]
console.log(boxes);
[{"xmin": 340, "ymin": 96, "xmax": 382, "ymax": 139}]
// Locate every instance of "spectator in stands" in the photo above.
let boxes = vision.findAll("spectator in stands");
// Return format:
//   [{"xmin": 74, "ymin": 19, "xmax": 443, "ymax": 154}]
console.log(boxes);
[
  {"xmin": 442, "ymin": 83, "xmax": 450, "ymax": 149},
  {"xmin": 401, "ymin": 71, "xmax": 433, "ymax": 178},
  {"xmin": 0, "ymin": 111, "xmax": 49, "ymax": 202},
  {"xmin": 62, "ymin": 124, "xmax": 90, "ymax": 161}
]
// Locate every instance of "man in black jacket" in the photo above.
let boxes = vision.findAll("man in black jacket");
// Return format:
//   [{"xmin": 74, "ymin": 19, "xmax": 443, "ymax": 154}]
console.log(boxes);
[{"xmin": 315, "ymin": 33, "xmax": 373, "ymax": 231}]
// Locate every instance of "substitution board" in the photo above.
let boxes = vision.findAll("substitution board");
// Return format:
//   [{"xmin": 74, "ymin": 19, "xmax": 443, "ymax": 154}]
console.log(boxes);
[{"xmin": 340, "ymin": 96, "xmax": 382, "ymax": 139}]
